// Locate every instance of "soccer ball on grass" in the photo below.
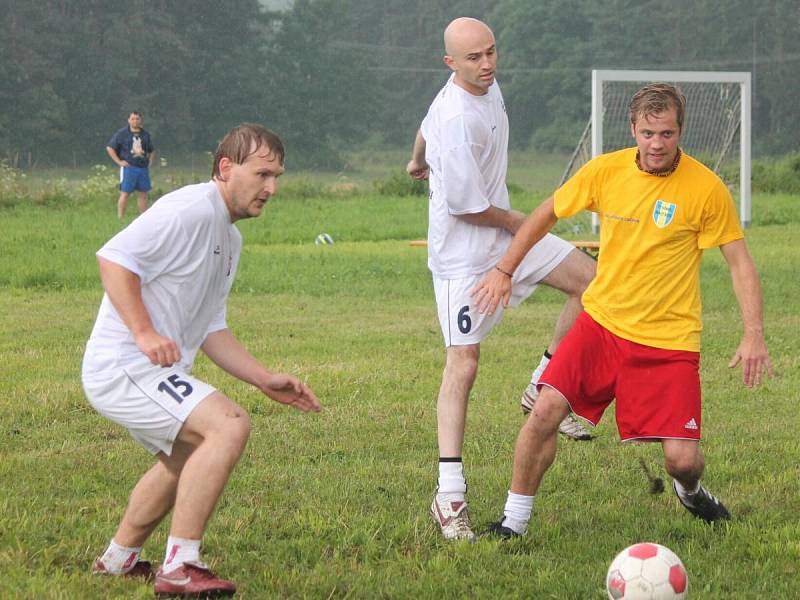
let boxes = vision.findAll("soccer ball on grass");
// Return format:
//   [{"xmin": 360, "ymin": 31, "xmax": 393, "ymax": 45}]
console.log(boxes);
[{"xmin": 606, "ymin": 542, "xmax": 688, "ymax": 599}]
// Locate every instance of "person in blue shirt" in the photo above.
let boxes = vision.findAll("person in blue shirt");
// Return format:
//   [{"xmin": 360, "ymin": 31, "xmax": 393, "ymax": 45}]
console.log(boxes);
[{"xmin": 107, "ymin": 111, "xmax": 156, "ymax": 218}]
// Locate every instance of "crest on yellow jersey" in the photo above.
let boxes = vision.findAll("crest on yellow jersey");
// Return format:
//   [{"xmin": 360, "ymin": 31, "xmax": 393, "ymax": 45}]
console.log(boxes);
[{"xmin": 652, "ymin": 200, "xmax": 676, "ymax": 228}]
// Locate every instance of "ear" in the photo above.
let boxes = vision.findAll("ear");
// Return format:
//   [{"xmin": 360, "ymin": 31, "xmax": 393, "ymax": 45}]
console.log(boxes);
[
  {"xmin": 218, "ymin": 156, "xmax": 234, "ymax": 180},
  {"xmin": 630, "ymin": 122, "xmax": 636, "ymax": 139},
  {"xmin": 443, "ymin": 55, "xmax": 456, "ymax": 72}
]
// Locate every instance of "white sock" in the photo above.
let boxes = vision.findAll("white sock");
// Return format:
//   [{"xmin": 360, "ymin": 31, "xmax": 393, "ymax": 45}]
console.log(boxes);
[
  {"xmin": 163, "ymin": 536, "xmax": 201, "ymax": 574},
  {"xmin": 502, "ymin": 491, "xmax": 534, "ymax": 535},
  {"xmin": 531, "ymin": 352, "xmax": 551, "ymax": 385},
  {"xmin": 674, "ymin": 479, "xmax": 701, "ymax": 505},
  {"xmin": 437, "ymin": 460, "xmax": 467, "ymax": 500},
  {"xmin": 100, "ymin": 539, "xmax": 142, "ymax": 574}
]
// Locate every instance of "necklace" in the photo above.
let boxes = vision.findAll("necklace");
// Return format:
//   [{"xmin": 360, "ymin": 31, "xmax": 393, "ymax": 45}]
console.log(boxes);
[{"xmin": 635, "ymin": 148, "xmax": 681, "ymax": 177}]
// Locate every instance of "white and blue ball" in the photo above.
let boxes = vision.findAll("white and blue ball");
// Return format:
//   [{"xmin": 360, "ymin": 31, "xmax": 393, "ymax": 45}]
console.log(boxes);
[{"xmin": 315, "ymin": 233, "xmax": 334, "ymax": 245}]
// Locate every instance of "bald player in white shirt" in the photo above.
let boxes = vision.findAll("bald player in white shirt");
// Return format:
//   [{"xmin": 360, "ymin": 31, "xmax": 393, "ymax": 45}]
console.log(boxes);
[
  {"xmin": 407, "ymin": 17, "xmax": 596, "ymax": 541},
  {"xmin": 83, "ymin": 124, "xmax": 320, "ymax": 596}
]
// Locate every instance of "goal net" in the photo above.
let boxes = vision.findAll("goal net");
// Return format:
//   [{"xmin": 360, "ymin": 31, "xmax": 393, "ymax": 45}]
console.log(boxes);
[{"xmin": 561, "ymin": 70, "xmax": 751, "ymax": 230}]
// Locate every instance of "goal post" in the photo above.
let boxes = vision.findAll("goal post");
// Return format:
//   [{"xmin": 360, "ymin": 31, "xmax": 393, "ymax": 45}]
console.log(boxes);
[{"xmin": 562, "ymin": 70, "xmax": 751, "ymax": 232}]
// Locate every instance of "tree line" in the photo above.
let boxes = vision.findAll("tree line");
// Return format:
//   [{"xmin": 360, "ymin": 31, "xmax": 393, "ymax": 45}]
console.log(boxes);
[{"xmin": 1, "ymin": 0, "xmax": 797, "ymax": 168}]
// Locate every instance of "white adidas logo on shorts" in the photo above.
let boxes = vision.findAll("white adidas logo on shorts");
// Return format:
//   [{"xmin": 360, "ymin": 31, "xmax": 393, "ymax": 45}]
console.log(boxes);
[{"xmin": 684, "ymin": 418, "xmax": 699, "ymax": 430}]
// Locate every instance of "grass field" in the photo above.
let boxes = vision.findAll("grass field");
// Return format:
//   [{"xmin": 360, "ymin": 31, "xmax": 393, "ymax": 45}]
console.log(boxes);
[{"xmin": 0, "ymin": 168, "xmax": 798, "ymax": 598}]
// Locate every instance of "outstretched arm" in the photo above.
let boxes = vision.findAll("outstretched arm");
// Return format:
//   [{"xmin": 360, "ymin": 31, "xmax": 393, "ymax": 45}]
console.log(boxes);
[
  {"xmin": 201, "ymin": 329, "xmax": 321, "ymax": 413},
  {"xmin": 406, "ymin": 129, "xmax": 429, "ymax": 180},
  {"xmin": 98, "ymin": 256, "xmax": 180, "ymax": 367},
  {"xmin": 471, "ymin": 196, "xmax": 559, "ymax": 314},
  {"xmin": 719, "ymin": 239, "xmax": 774, "ymax": 387}
]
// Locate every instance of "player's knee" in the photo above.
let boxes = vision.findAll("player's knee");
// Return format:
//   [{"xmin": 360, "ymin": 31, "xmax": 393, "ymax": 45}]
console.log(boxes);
[
  {"xmin": 526, "ymin": 388, "xmax": 568, "ymax": 432},
  {"xmin": 203, "ymin": 404, "xmax": 251, "ymax": 457},
  {"xmin": 455, "ymin": 359, "xmax": 479, "ymax": 384},
  {"xmin": 445, "ymin": 346, "xmax": 479, "ymax": 381},
  {"xmin": 663, "ymin": 448, "xmax": 703, "ymax": 480},
  {"xmin": 222, "ymin": 408, "xmax": 251, "ymax": 450}
]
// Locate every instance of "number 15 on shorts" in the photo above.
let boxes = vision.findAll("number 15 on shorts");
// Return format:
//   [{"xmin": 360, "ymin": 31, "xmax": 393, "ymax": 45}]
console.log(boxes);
[
  {"xmin": 158, "ymin": 373, "xmax": 194, "ymax": 404},
  {"xmin": 148, "ymin": 368, "xmax": 215, "ymax": 421},
  {"xmin": 121, "ymin": 362, "xmax": 216, "ymax": 421}
]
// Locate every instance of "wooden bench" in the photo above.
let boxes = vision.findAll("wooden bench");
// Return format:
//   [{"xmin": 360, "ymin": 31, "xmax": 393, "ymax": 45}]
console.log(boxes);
[{"xmin": 571, "ymin": 240, "xmax": 600, "ymax": 257}]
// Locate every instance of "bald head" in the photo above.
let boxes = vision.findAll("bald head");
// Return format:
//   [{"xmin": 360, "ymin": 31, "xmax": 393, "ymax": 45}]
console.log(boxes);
[
  {"xmin": 442, "ymin": 17, "xmax": 497, "ymax": 96},
  {"xmin": 444, "ymin": 17, "xmax": 495, "ymax": 56}
]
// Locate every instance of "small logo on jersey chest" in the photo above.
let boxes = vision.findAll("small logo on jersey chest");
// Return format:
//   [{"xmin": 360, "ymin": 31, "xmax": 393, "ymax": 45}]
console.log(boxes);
[
  {"xmin": 213, "ymin": 245, "xmax": 221, "ymax": 255},
  {"xmin": 652, "ymin": 200, "xmax": 676, "ymax": 228}
]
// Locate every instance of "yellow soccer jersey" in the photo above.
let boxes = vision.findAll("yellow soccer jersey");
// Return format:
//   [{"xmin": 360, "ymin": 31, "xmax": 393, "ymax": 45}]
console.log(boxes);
[{"xmin": 554, "ymin": 147, "xmax": 743, "ymax": 351}]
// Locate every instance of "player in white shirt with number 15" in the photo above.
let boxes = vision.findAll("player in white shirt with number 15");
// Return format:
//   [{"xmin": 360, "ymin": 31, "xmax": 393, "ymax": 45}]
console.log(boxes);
[{"xmin": 83, "ymin": 124, "xmax": 320, "ymax": 597}]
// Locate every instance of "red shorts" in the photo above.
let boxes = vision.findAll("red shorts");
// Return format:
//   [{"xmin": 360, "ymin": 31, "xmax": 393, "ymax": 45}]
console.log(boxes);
[{"xmin": 539, "ymin": 312, "xmax": 702, "ymax": 441}]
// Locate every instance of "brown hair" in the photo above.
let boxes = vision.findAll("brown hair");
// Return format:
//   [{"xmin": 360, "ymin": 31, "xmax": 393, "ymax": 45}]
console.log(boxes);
[
  {"xmin": 629, "ymin": 83, "xmax": 686, "ymax": 130},
  {"xmin": 211, "ymin": 123, "xmax": 285, "ymax": 178}
]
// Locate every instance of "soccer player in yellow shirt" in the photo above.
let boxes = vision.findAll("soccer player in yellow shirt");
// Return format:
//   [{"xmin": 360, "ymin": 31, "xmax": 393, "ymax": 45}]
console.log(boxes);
[{"xmin": 472, "ymin": 83, "xmax": 773, "ymax": 536}]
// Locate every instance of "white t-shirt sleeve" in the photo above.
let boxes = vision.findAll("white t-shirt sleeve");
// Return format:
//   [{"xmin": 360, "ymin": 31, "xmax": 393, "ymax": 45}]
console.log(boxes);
[
  {"xmin": 97, "ymin": 211, "xmax": 190, "ymax": 283},
  {"xmin": 438, "ymin": 115, "xmax": 490, "ymax": 215},
  {"xmin": 205, "ymin": 306, "xmax": 228, "ymax": 336}
]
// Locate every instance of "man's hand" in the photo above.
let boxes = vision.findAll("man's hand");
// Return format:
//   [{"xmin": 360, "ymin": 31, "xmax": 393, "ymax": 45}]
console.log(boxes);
[
  {"xmin": 471, "ymin": 267, "xmax": 512, "ymax": 315},
  {"xmin": 728, "ymin": 331, "xmax": 774, "ymax": 387},
  {"xmin": 260, "ymin": 374, "xmax": 321, "ymax": 413},
  {"xmin": 134, "ymin": 330, "xmax": 181, "ymax": 367},
  {"xmin": 406, "ymin": 158, "xmax": 429, "ymax": 181}
]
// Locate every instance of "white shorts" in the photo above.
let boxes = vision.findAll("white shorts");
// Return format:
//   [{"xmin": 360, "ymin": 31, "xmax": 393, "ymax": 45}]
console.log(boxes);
[
  {"xmin": 433, "ymin": 233, "xmax": 574, "ymax": 346},
  {"xmin": 82, "ymin": 359, "xmax": 216, "ymax": 456}
]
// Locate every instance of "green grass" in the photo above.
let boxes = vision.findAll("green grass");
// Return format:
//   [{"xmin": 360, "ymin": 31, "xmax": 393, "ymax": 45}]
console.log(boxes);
[
  {"xmin": 0, "ymin": 179, "xmax": 798, "ymax": 598},
  {"xmin": 14, "ymin": 147, "xmax": 569, "ymax": 199}
]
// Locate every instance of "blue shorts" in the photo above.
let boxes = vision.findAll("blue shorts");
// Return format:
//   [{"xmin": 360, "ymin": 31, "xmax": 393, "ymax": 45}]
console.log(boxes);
[{"xmin": 120, "ymin": 165, "xmax": 151, "ymax": 192}]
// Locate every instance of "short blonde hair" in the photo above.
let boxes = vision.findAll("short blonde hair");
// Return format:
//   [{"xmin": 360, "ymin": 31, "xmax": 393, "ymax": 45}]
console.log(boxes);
[{"xmin": 629, "ymin": 83, "xmax": 686, "ymax": 130}]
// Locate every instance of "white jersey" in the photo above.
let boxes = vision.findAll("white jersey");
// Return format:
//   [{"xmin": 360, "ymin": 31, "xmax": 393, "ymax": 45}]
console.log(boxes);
[
  {"xmin": 82, "ymin": 181, "xmax": 241, "ymax": 381},
  {"xmin": 421, "ymin": 73, "xmax": 511, "ymax": 278}
]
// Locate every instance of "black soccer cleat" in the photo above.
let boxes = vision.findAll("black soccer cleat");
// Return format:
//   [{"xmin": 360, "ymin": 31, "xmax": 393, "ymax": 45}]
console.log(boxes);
[
  {"xmin": 673, "ymin": 481, "xmax": 731, "ymax": 523},
  {"xmin": 484, "ymin": 518, "xmax": 523, "ymax": 539}
]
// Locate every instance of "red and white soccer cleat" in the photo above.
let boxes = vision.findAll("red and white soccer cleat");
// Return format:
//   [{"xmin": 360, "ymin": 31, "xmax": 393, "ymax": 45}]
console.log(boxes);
[
  {"xmin": 154, "ymin": 561, "xmax": 237, "ymax": 597},
  {"xmin": 430, "ymin": 493, "xmax": 476, "ymax": 541},
  {"xmin": 92, "ymin": 557, "xmax": 155, "ymax": 581}
]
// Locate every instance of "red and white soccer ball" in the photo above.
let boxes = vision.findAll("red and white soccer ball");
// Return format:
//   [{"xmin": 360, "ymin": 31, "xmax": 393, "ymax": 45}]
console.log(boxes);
[{"xmin": 606, "ymin": 542, "xmax": 689, "ymax": 599}]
